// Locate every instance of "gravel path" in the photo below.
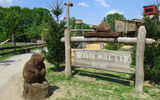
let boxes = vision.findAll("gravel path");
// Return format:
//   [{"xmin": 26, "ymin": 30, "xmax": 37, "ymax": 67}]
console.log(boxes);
[{"xmin": 0, "ymin": 50, "xmax": 40, "ymax": 93}]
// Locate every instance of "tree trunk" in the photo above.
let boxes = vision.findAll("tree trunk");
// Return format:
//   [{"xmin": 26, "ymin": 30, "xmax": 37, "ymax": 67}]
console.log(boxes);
[{"xmin": 12, "ymin": 33, "xmax": 16, "ymax": 53}]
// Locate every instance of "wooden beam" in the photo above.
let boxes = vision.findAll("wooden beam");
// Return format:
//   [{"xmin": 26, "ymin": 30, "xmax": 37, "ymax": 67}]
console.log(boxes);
[
  {"xmin": 61, "ymin": 36, "xmax": 155, "ymax": 44},
  {"xmin": 0, "ymin": 39, "xmax": 10, "ymax": 46},
  {"xmin": 135, "ymin": 26, "xmax": 146, "ymax": 93},
  {"xmin": 64, "ymin": 29, "xmax": 72, "ymax": 78},
  {"xmin": 70, "ymin": 29, "xmax": 95, "ymax": 32}
]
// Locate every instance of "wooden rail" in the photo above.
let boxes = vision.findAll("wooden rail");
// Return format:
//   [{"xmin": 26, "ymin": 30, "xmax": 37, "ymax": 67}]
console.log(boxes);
[
  {"xmin": 70, "ymin": 29, "xmax": 95, "ymax": 32},
  {"xmin": 0, "ymin": 43, "xmax": 44, "ymax": 56},
  {"xmin": 0, "ymin": 39, "xmax": 10, "ymax": 46},
  {"xmin": 61, "ymin": 36, "xmax": 155, "ymax": 44}
]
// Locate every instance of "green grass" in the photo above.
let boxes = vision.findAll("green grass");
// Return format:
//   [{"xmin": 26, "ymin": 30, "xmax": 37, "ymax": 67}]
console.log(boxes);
[{"xmin": 46, "ymin": 65, "xmax": 160, "ymax": 100}]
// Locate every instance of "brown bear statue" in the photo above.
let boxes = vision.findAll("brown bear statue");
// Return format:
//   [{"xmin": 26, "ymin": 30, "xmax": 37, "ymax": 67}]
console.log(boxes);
[
  {"xmin": 23, "ymin": 53, "xmax": 50, "ymax": 100},
  {"xmin": 23, "ymin": 53, "xmax": 46, "ymax": 83}
]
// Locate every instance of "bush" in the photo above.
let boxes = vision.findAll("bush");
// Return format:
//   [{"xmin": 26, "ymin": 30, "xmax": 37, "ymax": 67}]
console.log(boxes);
[
  {"xmin": 143, "ymin": 43, "xmax": 160, "ymax": 83},
  {"xmin": 132, "ymin": 17, "xmax": 160, "ymax": 84},
  {"xmin": 42, "ymin": 20, "xmax": 66, "ymax": 69},
  {"xmin": 105, "ymin": 43, "xmax": 123, "ymax": 50}
]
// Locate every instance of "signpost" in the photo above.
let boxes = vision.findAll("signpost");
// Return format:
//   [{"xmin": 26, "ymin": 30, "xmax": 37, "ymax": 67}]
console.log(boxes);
[
  {"xmin": 63, "ymin": 1, "xmax": 155, "ymax": 93},
  {"xmin": 64, "ymin": 0, "xmax": 73, "ymax": 78},
  {"xmin": 62, "ymin": 25, "xmax": 155, "ymax": 93}
]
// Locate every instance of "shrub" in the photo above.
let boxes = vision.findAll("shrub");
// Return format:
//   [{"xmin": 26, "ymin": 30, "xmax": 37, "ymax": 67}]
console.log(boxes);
[
  {"xmin": 105, "ymin": 43, "xmax": 123, "ymax": 50},
  {"xmin": 42, "ymin": 20, "xmax": 66, "ymax": 69},
  {"xmin": 132, "ymin": 17, "xmax": 160, "ymax": 84}
]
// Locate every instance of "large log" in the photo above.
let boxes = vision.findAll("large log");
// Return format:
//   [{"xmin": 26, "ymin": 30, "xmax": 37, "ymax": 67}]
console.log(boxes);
[
  {"xmin": 135, "ymin": 26, "xmax": 146, "ymax": 93},
  {"xmin": 84, "ymin": 32, "xmax": 119, "ymax": 38},
  {"xmin": 60, "ymin": 36, "xmax": 155, "ymax": 44}
]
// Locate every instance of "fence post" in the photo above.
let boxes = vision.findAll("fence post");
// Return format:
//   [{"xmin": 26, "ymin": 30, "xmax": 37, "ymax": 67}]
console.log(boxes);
[
  {"xmin": 135, "ymin": 26, "xmax": 146, "ymax": 93},
  {"xmin": 64, "ymin": 29, "xmax": 72, "ymax": 78},
  {"xmin": 0, "ymin": 45, "xmax": 2, "ymax": 55}
]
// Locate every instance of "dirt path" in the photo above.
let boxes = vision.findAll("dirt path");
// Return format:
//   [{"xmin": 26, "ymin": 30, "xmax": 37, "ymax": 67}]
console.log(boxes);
[{"xmin": 0, "ymin": 51, "xmax": 40, "ymax": 100}]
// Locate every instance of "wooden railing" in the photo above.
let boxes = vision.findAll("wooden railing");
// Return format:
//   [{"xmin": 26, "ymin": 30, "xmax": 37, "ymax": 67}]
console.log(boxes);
[
  {"xmin": 0, "ymin": 43, "xmax": 44, "ymax": 56},
  {"xmin": 0, "ymin": 39, "xmax": 10, "ymax": 46}
]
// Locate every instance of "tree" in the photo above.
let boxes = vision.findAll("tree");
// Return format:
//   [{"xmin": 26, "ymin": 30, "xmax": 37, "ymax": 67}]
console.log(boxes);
[
  {"xmin": 1, "ymin": 6, "xmax": 22, "ymax": 46},
  {"xmin": 0, "ymin": 6, "xmax": 53, "ymax": 42},
  {"xmin": 42, "ymin": 0, "xmax": 66, "ymax": 69},
  {"xmin": 103, "ymin": 13, "xmax": 125, "ymax": 50},
  {"xmin": 141, "ymin": 17, "xmax": 160, "ymax": 84},
  {"xmin": 49, "ymin": 0, "xmax": 64, "ymax": 22},
  {"xmin": 69, "ymin": 17, "xmax": 76, "ymax": 29},
  {"xmin": 42, "ymin": 20, "xmax": 66, "ymax": 69},
  {"xmin": 0, "ymin": 7, "xmax": 6, "ymax": 41},
  {"xmin": 131, "ymin": 16, "xmax": 160, "ymax": 84},
  {"xmin": 103, "ymin": 13, "xmax": 125, "ymax": 32},
  {"xmin": 26, "ymin": 8, "xmax": 52, "ymax": 40}
]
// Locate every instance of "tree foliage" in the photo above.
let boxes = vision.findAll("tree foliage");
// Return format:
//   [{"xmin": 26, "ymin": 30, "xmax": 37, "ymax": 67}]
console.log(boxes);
[
  {"xmin": 49, "ymin": 0, "xmax": 64, "ymax": 22},
  {"xmin": 42, "ymin": 20, "xmax": 65, "ymax": 68},
  {"xmin": 0, "ymin": 6, "xmax": 52, "ymax": 42},
  {"xmin": 42, "ymin": 0, "xmax": 66, "ymax": 69},
  {"xmin": 103, "ymin": 13, "xmax": 125, "ymax": 50},
  {"xmin": 142, "ymin": 17, "xmax": 160, "ymax": 84},
  {"xmin": 132, "ymin": 17, "xmax": 160, "ymax": 84},
  {"xmin": 103, "ymin": 13, "xmax": 125, "ymax": 32}
]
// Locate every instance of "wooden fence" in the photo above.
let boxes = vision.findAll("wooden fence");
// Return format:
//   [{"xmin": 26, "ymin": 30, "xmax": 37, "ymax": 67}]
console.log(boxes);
[{"xmin": 0, "ymin": 43, "xmax": 44, "ymax": 56}]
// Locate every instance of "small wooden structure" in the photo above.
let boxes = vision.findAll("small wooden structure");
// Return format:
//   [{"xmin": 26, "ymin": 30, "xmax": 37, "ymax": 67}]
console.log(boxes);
[
  {"xmin": 115, "ymin": 19, "xmax": 142, "ymax": 36},
  {"xmin": 75, "ymin": 19, "xmax": 84, "ymax": 36},
  {"xmin": 62, "ymin": 26, "xmax": 155, "ymax": 93}
]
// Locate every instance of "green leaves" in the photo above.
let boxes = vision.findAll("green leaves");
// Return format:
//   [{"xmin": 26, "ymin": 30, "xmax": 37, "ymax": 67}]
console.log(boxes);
[
  {"xmin": 132, "ymin": 17, "xmax": 160, "ymax": 84},
  {"xmin": 42, "ymin": 1, "xmax": 66, "ymax": 69},
  {"xmin": 103, "ymin": 13, "xmax": 125, "ymax": 32},
  {"xmin": 143, "ymin": 17, "xmax": 160, "ymax": 40},
  {"xmin": 49, "ymin": 0, "xmax": 64, "ymax": 22},
  {"xmin": 42, "ymin": 20, "xmax": 66, "ymax": 69},
  {"xmin": 0, "ymin": 6, "xmax": 53, "ymax": 42}
]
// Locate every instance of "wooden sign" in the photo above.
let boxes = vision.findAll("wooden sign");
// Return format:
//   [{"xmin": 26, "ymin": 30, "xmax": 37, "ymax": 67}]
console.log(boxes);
[
  {"xmin": 73, "ymin": 50, "xmax": 132, "ymax": 73},
  {"xmin": 64, "ymin": 26, "xmax": 150, "ymax": 93}
]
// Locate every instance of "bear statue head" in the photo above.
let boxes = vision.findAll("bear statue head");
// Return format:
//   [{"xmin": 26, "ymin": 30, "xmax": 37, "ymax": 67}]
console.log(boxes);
[{"xmin": 30, "ymin": 53, "xmax": 45, "ymax": 68}]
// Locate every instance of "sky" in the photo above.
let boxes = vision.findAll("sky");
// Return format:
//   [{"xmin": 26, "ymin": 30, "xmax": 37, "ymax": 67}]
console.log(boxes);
[{"xmin": 0, "ymin": 0, "xmax": 158, "ymax": 25}]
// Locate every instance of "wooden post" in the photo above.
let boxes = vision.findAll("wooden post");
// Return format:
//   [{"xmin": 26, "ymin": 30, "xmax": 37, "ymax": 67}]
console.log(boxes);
[
  {"xmin": 135, "ymin": 26, "xmax": 146, "ymax": 93},
  {"xmin": 66, "ymin": 0, "xmax": 70, "ymax": 29},
  {"xmin": 41, "ymin": 32, "xmax": 44, "ymax": 44},
  {"xmin": 64, "ymin": 29, "xmax": 72, "ymax": 78}
]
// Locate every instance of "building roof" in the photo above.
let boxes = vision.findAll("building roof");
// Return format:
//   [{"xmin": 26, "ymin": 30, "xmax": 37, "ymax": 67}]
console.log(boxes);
[{"xmin": 143, "ymin": 5, "xmax": 157, "ymax": 8}]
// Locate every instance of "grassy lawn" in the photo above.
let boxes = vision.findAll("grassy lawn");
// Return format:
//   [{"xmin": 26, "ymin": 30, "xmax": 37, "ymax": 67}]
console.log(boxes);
[{"xmin": 46, "ymin": 65, "xmax": 160, "ymax": 100}]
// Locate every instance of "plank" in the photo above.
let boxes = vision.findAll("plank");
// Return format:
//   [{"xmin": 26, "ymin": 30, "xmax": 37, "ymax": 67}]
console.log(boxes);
[{"xmin": 73, "ymin": 50, "xmax": 132, "ymax": 73}]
